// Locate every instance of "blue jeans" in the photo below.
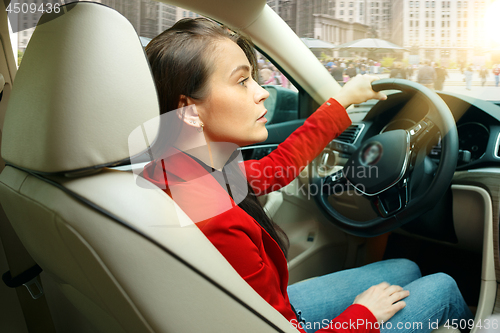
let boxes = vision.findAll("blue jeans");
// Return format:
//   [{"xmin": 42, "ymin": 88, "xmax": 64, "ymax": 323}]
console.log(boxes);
[
  {"xmin": 287, "ymin": 259, "xmax": 473, "ymax": 333},
  {"xmin": 495, "ymin": 75, "xmax": 499, "ymax": 87}
]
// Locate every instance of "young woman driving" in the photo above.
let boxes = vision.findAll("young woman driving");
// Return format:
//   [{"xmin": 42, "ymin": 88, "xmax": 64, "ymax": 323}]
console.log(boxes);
[{"xmin": 142, "ymin": 18, "xmax": 473, "ymax": 333}]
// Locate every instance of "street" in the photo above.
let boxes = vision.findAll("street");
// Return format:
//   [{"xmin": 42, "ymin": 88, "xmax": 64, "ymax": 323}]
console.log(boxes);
[
  {"xmin": 439, "ymin": 85, "xmax": 500, "ymax": 101},
  {"xmin": 347, "ymin": 71, "xmax": 500, "ymax": 122},
  {"xmin": 376, "ymin": 69, "xmax": 500, "ymax": 101}
]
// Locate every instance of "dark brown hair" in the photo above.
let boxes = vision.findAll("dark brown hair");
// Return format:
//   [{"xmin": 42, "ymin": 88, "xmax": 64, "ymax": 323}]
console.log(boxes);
[{"xmin": 145, "ymin": 18, "xmax": 289, "ymax": 258}]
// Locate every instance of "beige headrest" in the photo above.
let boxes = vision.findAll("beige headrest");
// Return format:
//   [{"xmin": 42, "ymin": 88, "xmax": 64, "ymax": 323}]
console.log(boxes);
[{"xmin": 2, "ymin": 2, "xmax": 160, "ymax": 173}]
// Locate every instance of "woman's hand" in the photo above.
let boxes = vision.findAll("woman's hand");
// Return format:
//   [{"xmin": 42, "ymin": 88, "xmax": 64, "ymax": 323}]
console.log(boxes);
[
  {"xmin": 334, "ymin": 74, "xmax": 387, "ymax": 109},
  {"xmin": 353, "ymin": 282, "xmax": 409, "ymax": 323}
]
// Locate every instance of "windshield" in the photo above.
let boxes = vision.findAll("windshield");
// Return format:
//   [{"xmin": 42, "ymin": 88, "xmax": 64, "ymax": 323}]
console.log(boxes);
[{"xmin": 272, "ymin": 0, "xmax": 500, "ymax": 102}]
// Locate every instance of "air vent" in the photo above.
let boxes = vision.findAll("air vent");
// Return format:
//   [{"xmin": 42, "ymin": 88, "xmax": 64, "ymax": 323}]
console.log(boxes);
[{"xmin": 336, "ymin": 124, "xmax": 364, "ymax": 144}]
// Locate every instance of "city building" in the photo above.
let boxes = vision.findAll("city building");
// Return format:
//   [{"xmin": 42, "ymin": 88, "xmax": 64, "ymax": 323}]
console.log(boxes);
[
  {"xmin": 268, "ymin": 0, "xmax": 393, "ymax": 51},
  {"xmin": 16, "ymin": 0, "xmax": 178, "ymax": 52},
  {"xmin": 267, "ymin": 0, "xmax": 287, "ymax": 16},
  {"xmin": 17, "ymin": 0, "xmax": 498, "ymax": 66},
  {"xmin": 280, "ymin": 0, "xmax": 298, "ymax": 32},
  {"xmin": 158, "ymin": 2, "xmax": 178, "ymax": 34},
  {"xmin": 326, "ymin": 0, "xmax": 392, "ymax": 40},
  {"xmin": 392, "ymin": 0, "xmax": 496, "ymax": 66},
  {"xmin": 313, "ymin": 14, "xmax": 368, "ymax": 45},
  {"xmin": 15, "ymin": 0, "xmax": 45, "ymax": 52},
  {"xmin": 176, "ymin": 7, "xmax": 203, "ymax": 21},
  {"xmin": 100, "ymin": 0, "xmax": 177, "ymax": 38}
]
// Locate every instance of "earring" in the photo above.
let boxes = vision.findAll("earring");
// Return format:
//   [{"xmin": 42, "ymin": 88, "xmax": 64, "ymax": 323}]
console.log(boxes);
[{"xmin": 197, "ymin": 122, "xmax": 204, "ymax": 133}]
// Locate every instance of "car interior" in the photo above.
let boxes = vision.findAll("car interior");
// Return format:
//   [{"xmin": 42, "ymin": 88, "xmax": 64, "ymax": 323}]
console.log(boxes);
[{"xmin": 0, "ymin": 0, "xmax": 499, "ymax": 332}]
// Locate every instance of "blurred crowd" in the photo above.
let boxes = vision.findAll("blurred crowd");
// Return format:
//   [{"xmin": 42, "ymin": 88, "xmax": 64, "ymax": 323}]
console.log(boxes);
[
  {"xmin": 257, "ymin": 60, "xmax": 290, "ymax": 88},
  {"xmin": 322, "ymin": 59, "xmax": 386, "ymax": 86},
  {"xmin": 461, "ymin": 64, "xmax": 500, "ymax": 90},
  {"xmin": 320, "ymin": 58, "xmax": 500, "ymax": 91},
  {"xmin": 257, "ymin": 56, "xmax": 500, "ymax": 92},
  {"xmin": 416, "ymin": 61, "xmax": 500, "ymax": 91}
]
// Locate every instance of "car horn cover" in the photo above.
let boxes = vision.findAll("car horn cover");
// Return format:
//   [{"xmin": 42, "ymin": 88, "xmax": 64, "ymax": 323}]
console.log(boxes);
[{"xmin": 344, "ymin": 129, "xmax": 409, "ymax": 195}]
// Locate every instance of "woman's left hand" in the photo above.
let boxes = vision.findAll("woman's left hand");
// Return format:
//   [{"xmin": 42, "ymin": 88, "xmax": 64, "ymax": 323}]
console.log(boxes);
[{"xmin": 334, "ymin": 74, "xmax": 387, "ymax": 109}]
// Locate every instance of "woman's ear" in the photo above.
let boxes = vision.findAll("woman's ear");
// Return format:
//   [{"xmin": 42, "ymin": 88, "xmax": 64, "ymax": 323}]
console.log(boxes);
[
  {"xmin": 176, "ymin": 95, "xmax": 201, "ymax": 128},
  {"xmin": 177, "ymin": 95, "xmax": 189, "ymax": 109}
]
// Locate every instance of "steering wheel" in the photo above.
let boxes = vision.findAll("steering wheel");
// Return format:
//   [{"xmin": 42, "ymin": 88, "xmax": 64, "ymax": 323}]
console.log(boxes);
[{"xmin": 311, "ymin": 79, "xmax": 458, "ymax": 237}]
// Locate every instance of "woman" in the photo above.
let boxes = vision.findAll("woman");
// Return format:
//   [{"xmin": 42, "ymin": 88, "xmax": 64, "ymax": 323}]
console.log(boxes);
[
  {"xmin": 464, "ymin": 67, "xmax": 473, "ymax": 91},
  {"xmin": 435, "ymin": 65, "xmax": 448, "ymax": 91},
  {"xmin": 389, "ymin": 62, "xmax": 407, "ymax": 80},
  {"xmin": 493, "ymin": 65, "xmax": 500, "ymax": 87},
  {"xmin": 479, "ymin": 67, "xmax": 488, "ymax": 87},
  {"xmin": 143, "ymin": 18, "xmax": 473, "ymax": 333},
  {"xmin": 330, "ymin": 63, "xmax": 345, "ymax": 87}
]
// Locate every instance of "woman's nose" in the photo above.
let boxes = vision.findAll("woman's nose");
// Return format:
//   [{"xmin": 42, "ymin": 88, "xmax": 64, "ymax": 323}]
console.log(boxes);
[{"xmin": 255, "ymin": 83, "xmax": 270, "ymax": 104}]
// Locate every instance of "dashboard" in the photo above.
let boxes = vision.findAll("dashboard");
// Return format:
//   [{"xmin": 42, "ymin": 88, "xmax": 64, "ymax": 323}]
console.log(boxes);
[{"xmin": 329, "ymin": 91, "xmax": 500, "ymax": 171}]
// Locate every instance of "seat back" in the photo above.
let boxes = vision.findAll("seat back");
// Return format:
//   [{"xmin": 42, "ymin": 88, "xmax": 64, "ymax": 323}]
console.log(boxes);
[{"xmin": 0, "ymin": 3, "xmax": 296, "ymax": 332}]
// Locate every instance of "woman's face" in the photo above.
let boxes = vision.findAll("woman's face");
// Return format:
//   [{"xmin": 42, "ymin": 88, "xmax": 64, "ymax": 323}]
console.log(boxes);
[{"xmin": 194, "ymin": 39, "xmax": 270, "ymax": 147}]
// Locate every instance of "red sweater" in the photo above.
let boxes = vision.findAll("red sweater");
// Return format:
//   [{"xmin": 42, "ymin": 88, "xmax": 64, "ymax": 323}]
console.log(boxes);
[{"xmin": 143, "ymin": 98, "xmax": 380, "ymax": 333}]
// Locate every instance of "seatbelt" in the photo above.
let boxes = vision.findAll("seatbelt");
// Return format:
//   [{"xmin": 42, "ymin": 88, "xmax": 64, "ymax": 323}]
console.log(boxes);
[{"xmin": 0, "ymin": 200, "xmax": 56, "ymax": 331}]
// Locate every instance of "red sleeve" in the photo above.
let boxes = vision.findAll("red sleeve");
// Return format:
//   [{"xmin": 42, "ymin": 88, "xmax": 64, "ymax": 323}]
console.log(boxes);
[
  {"xmin": 242, "ymin": 98, "xmax": 351, "ymax": 196},
  {"xmin": 313, "ymin": 304, "xmax": 380, "ymax": 333}
]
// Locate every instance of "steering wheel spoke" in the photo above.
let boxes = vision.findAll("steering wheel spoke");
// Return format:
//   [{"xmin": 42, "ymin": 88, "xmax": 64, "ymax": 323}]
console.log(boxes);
[
  {"xmin": 408, "ymin": 116, "xmax": 436, "ymax": 151},
  {"xmin": 370, "ymin": 176, "xmax": 410, "ymax": 218},
  {"xmin": 322, "ymin": 169, "xmax": 349, "ymax": 195}
]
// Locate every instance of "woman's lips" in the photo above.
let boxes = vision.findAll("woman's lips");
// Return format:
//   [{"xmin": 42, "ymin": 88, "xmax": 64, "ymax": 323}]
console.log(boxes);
[{"xmin": 257, "ymin": 110, "xmax": 268, "ymax": 122}]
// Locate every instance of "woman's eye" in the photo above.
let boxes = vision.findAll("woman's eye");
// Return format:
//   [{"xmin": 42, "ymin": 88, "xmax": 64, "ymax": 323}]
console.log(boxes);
[{"xmin": 239, "ymin": 77, "xmax": 249, "ymax": 87}]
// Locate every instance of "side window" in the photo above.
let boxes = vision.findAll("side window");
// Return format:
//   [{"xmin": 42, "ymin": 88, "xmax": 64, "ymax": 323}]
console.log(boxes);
[{"xmin": 256, "ymin": 52, "xmax": 299, "ymax": 125}]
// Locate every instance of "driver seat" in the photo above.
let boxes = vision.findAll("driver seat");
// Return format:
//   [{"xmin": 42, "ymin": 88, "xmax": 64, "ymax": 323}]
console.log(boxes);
[{"xmin": 0, "ymin": 2, "xmax": 294, "ymax": 332}]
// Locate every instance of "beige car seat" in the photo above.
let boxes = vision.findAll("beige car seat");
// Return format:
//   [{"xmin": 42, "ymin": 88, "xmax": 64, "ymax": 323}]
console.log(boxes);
[{"xmin": 0, "ymin": 2, "xmax": 296, "ymax": 332}]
